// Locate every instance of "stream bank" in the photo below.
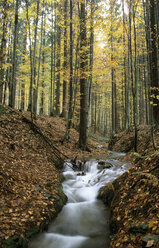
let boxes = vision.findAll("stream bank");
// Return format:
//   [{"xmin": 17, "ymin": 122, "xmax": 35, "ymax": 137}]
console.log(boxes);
[
  {"xmin": 29, "ymin": 153, "xmax": 130, "ymax": 248},
  {"xmin": 0, "ymin": 105, "xmax": 109, "ymax": 248},
  {"xmin": 98, "ymin": 128, "xmax": 159, "ymax": 248}
]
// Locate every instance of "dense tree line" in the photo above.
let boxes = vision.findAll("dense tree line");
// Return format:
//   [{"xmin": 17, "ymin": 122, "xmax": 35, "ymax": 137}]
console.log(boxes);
[{"xmin": 0, "ymin": 0, "xmax": 158, "ymax": 150}]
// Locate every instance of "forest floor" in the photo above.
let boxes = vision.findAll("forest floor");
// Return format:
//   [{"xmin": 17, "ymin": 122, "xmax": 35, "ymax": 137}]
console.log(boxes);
[
  {"xmin": 99, "ymin": 126, "xmax": 159, "ymax": 248},
  {"xmin": 1, "ymin": 103, "xmax": 159, "ymax": 248},
  {"xmin": 0, "ymin": 104, "xmax": 108, "ymax": 248}
]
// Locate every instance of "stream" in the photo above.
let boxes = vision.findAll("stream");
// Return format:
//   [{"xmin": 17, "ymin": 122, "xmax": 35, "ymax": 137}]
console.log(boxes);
[{"xmin": 29, "ymin": 152, "xmax": 131, "ymax": 248}]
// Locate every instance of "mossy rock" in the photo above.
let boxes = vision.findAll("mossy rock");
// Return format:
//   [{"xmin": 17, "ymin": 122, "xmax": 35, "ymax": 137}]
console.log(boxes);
[
  {"xmin": 58, "ymin": 175, "xmax": 65, "ymax": 183},
  {"xmin": 25, "ymin": 226, "xmax": 40, "ymax": 239},
  {"xmin": 54, "ymin": 186, "xmax": 67, "ymax": 211},
  {"xmin": 3, "ymin": 236, "xmax": 28, "ymax": 248}
]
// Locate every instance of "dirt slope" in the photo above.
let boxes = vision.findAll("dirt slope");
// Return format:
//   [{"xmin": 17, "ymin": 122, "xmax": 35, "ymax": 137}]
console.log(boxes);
[
  {"xmin": 99, "ymin": 126, "xmax": 159, "ymax": 248},
  {"xmin": 0, "ymin": 104, "xmax": 108, "ymax": 248}
]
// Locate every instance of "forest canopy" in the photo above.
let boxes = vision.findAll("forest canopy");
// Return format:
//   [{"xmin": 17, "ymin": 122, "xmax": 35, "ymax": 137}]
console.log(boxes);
[{"xmin": 0, "ymin": 0, "xmax": 158, "ymax": 150}]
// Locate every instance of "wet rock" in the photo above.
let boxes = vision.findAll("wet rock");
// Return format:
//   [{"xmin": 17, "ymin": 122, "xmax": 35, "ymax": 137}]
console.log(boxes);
[
  {"xmin": 97, "ymin": 160, "xmax": 112, "ymax": 170},
  {"xmin": 77, "ymin": 171, "xmax": 86, "ymax": 176},
  {"xmin": 73, "ymin": 160, "xmax": 84, "ymax": 171},
  {"xmin": 98, "ymin": 182, "xmax": 115, "ymax": 207},
  {"xmin": 58, "ymin": 175, "xmax": 65, "ymax": 183},
  {"xmin": 54, "ymin": 186, "xmax": 67, "ymax": 212},
  {"xmin": 63, "ymin": 171, "xmax": 76, "ymax": 180}
]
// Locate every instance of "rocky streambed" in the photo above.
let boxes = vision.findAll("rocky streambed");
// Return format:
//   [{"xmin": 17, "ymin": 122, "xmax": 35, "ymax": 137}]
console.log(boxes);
[{"xmin": 29, "ymin": 152, "xmax": 131, "ymax": 248}]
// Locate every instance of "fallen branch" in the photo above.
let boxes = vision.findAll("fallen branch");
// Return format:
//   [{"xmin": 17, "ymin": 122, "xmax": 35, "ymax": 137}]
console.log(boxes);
[{"xmin": 22, "ymin": 116, "xmax": 78, "ymax": 170}]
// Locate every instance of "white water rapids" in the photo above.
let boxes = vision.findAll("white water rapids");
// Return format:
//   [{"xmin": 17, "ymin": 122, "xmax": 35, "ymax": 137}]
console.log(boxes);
[{"xmin": 29, "ymin": 152, "xmax": 131, "ymax": 248}]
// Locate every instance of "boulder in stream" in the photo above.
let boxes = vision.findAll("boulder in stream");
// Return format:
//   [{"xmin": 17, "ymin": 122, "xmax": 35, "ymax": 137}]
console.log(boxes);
[
  {"xmin": 98, "ymin": 182, "xmax": 115, "ymax": 207},
  {"xmin": 97, "ymin": 160, "xmax": 112, "ymax": 170}
]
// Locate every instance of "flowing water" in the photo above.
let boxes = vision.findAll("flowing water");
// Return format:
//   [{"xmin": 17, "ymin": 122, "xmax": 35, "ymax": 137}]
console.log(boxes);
[{"xmin": 29, "ymin": 152, "xmax": 131, "ymax": 248}]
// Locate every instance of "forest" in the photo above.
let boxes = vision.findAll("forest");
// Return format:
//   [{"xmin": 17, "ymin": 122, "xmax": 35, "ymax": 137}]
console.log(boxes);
[
  {"xmin": 0, "ymin": 0, "xmax": 159, "ymax": 248},
  {"xmin": 0, "ymin": 0, "xmax": 158, "ymax": 151}
]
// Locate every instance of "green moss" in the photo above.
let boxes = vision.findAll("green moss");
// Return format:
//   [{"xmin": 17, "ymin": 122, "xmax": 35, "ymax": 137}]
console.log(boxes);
[
  {"xmin": 54, "ymin": 185, "xmax": 67, "ymax": 211},
  {"xmin": 3, "ymin": 236, "xmax": 28, "ymax": 248},
  {"xmin": 25, "ymin": 226, "xmax": 39, "ymax": 239},
  {"xmin": 58, "ymin": 175, "xmax": 65, "ymax": 183}
]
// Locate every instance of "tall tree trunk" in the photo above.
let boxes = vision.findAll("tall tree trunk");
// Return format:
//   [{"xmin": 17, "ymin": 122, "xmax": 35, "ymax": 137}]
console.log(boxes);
[
  {"xmin": 110, "ymin": 5, "xmax": 116, "ymax": 136},
  {"xmin": 122, "ymin": 0, "xmax": 129, "ymax": 129},
  {"xmin": 79, "ymin": 0, "xmax": 88, "ymax": 150},
  {"xmin": 50, "ymin": 2, "xmax": 55, "ymax": 116},
  {"xmin": 32, "ymin": 0, "xmax": 40, "ymax": 118},
  {"xmin": 149, "ymin": 0, "xmax": 159, "ymax": 129},
  {"xmin": 87, "ymin": 0, "xmax": 94, "ymax": 133},
  {"xmin": 0, "ymin": 0, "xmax": 9, "ymax": 103},
  {"xmin": 9, "ymin": 0, "xmax": 19, "ymax": 108},
  {"xmin": 25, "ymin": 0, "xmax": 33, "ymax": 116},
  {"xmin": 27, "ymin": 0, "xmax": 40, "ymax": 118},
  {"xmin": 35, "ymin": 3, "xmax": 44, "ymax": 115},
  {"xmin": 21, "ymin": 24, "xmax": 27, "ymax": 111},
  {"xmin": 132, "ymin": 5, "xmax": 138, "ymax": 152},
  {"xmin": 55, "ymin": 4, "xmax": 61, "ymax": 116},
  {"xmin": 61, "ymin": 0, "xmax": 68, "ymax": 118},
  {"xmin": 64, "ymin": 0, "xmax": 73, "ymax": 140},
  {"xmin": 39, "ymin": 9, "xmax": 46, "ymax": 115},
  {"xmin": 143, "ymin": 0, "xmax": 151, "ymax": 124}
]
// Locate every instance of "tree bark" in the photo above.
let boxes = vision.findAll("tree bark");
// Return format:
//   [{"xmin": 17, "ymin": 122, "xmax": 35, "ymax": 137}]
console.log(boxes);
[
  {"xmin": 0, "ymin": 0, "xmax": 9, "ymax": 103},
  {"xmin": 149, "ymin": 0, "xmax": 159, "ymax": 129},
  {"xmin": 55, "ymin": 4, "xmax": 61, "ymax": 116},
  {"xmin": 61, "ymin": 0, "xmax": 68, "ymax": 119},
  {"xmin": 79, "ymin": 1, "xmax": 88, "ymax": 150},
  {"xmin": 9, "ymin": 0, "xmax": 19, "ymax": 108}
]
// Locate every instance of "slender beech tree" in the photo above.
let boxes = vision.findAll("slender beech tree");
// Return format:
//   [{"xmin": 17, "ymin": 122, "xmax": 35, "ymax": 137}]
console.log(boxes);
[
  {"xmin": 149, "ymin": 0, "xmax": 159, "ymax": 129},
  {"xmin": 61, "ymin": 0, "xmax": 68, "ymax": 118},
  {"xmin": 132, "ymin": 2, "xmax": 138, "ymax": 152},
  {"xmin": 55, "ymin": 3, "xmax": 61, "ymax": 116},
  {"xmin": 20, "ymin": 22, "xmax": 27, "ymax": 110},
  {"xmin": 9, "ymin": 0, "xmax": 19, "ymax": 108},
  {"xmin": 79, "ymin": 0, "xmax": 88, "ymax": 150},
  {"xmin": 0, "ymin": 0, "xmax": 9, "ymax": 103},
  {"xmin": 39, "ymin": 5, "xmax": 46, "ymax": 115},
  {"xmin": 64, "ymin": 0, "xmax": 73, "ymax": 140}
]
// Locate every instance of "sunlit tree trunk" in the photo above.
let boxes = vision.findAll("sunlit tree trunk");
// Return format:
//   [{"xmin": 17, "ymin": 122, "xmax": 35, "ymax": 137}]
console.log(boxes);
[
  {"xmin": 64, "ymin": 0, "xmax": 73, "ymax": 140},
  {"xmin": 39, "ymin": 9, "xmax": 46, "ymax": 115},
  {"xmin": 21, "ymin": 23, "xmax": 27, "ymax": 111},
  {"xmin": 55, "ymin": 4, "xmax": 61, "ymax": 116},
  {"xmin": 110, "ymin": 4, "xmax": 117, "ymax": 136},
  {"xmin": 50, "ymin": 2, "xmax": 56, "ymax": 116},
  {"xmin": 122, "ymin": 0, "xmax": 129, "ymax": 130},
  {"xmin": 61, "ymin": 0, "xmax": 68, "ymax": 118}
]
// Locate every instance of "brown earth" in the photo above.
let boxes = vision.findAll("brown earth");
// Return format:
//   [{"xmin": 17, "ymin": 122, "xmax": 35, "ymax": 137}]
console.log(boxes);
[
  {"xmin": 0, "ymin": 104, "xmax": 108, "ymax": 248},
  {"xmin": 99, "ymin": 126, "xmax": 159, "ymax": 248}
]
